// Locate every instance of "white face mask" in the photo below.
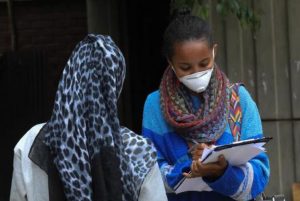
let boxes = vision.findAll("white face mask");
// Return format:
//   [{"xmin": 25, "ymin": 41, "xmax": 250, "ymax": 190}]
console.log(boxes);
[
  {"xmin": 179, "ymin": 67, "xmax": 214, "ymax": 93},
  {"xmin": 173, "ymin": 49, "xmax": 215, "ymax": 93}
]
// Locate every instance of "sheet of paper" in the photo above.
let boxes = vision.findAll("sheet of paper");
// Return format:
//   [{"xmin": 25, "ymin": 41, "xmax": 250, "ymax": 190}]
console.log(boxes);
[
  {"xmin": 201, "ymin": 143, "xmax": 266, "ymax": 166},
  {"xmin": 174, "ymin": 177, "xmax": 212, "ymax": 194}
]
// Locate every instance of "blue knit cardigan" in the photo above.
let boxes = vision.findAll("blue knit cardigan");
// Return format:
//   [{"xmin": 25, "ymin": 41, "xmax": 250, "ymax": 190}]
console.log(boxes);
[{"xmin": 142, "ymin": 86, "xmax": 270, "ymax": 201}]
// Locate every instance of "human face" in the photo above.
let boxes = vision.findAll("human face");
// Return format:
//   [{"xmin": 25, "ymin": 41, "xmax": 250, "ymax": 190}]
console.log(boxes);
[{"xmin": 169, "ymin": 39, "xmax": 217, "ymax": 78}]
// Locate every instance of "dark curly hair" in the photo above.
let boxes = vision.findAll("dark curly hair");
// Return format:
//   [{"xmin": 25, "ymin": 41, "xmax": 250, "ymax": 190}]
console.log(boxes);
[{"xmin": 162, "ymin": 8, "xmax": 213, "ymax": 59}]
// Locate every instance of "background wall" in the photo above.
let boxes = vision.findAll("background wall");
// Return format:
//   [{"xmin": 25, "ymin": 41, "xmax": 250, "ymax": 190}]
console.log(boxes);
[
  {"xmin": 0, "ymin": 1, "xmax": 87, "ymax": 199},
  {"xmin": 1, "ymin": 0, "xmax": 299, "ymax": 200},
  {"xmin": 209, "ymin": 0, "xmax": 300, "ymax": 200}
]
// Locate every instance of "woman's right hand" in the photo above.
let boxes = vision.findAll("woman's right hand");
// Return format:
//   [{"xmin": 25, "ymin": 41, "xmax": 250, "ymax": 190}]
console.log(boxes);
[
  {"xmin": 185, "ymin": 143, "xmax": 228, "ymax": 179},
  {"xmin": 189, "ymin": 143, "xmax": 210, "ymax": 160}
]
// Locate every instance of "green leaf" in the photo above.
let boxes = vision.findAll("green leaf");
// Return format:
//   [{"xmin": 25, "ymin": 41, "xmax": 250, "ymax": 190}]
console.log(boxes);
[
  {"xmin": 216, "ymin": 3, "xmax": 223, "ymax": 13},
  {"xmin": 170, "ymin": 0, "xmax": 261, "ymax": 30}
]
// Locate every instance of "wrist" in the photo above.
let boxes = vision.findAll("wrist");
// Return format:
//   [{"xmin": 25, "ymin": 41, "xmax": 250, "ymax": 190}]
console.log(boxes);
[{"xmin": 203, "ymin": 163, "xmax": 228, "ymax": 182}]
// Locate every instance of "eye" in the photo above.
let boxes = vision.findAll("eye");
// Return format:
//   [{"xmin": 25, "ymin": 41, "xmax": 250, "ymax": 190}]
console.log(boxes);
[
  {"xmin": 199, "ymin": 59, "xmax": 210, "ymax": 67},
  {"xmin": 179, "ymin": 65, "xmax": 191, "ymax": 71}
]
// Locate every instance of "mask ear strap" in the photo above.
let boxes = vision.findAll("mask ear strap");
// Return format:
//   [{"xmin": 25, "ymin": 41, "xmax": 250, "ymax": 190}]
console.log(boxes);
[
  {"xmin": 171, "ymin": 66, "xmax": 178, "ymax": 76},
  {"xmin": 212, "ymin": 48, "xmax": 215, "ymax": 59}
]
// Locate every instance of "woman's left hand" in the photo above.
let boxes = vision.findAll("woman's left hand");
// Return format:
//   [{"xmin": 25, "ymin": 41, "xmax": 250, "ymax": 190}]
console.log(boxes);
[{"xmin": 183, "ymin": 155, "xmax": 228, "ymax": 179}]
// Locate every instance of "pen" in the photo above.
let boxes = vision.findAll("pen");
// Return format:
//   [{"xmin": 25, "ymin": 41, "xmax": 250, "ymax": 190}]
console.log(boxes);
[{"xmin": 187, "ymin": 139, "xmax": 214, "ymax": 156}]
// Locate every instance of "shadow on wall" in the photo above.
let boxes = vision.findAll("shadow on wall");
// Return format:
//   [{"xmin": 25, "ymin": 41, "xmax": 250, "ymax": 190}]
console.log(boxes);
[{"xmin": 125, "ymin": 0, "xmax": 170, "ymax": 132}]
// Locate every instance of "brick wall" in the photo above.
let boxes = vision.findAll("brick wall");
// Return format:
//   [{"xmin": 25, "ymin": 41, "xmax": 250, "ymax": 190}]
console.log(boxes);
[
  {"xmin": 0, "ymin": 1, "xmax": 87, "ymax": 199},
  {"xmin": 0, "ymin": 0, "xmax": 87, "ymax": 115}
]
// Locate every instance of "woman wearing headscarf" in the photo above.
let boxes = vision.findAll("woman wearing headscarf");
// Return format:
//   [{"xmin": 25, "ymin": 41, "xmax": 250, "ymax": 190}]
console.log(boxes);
[{"xmin": 10, "ymin": 34, "xmax": 167, "ymax": 201}]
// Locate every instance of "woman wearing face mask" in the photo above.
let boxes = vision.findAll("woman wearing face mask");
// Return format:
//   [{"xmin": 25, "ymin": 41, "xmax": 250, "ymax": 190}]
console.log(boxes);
[{"xmin": 142, "ymin": 9, "xmax": 270, "ymax": 201}]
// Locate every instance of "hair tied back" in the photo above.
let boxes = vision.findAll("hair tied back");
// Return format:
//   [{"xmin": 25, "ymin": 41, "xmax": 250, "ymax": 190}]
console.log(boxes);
[{"xmin": 171, "ymin": 7, "xmax": 192, "ymax": 20}]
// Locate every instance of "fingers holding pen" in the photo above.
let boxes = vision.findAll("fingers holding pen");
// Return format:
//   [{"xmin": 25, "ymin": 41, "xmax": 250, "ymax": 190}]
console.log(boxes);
[{"xmin": 190, "ymin": 143, "xmax": 210, "ymax": 160}]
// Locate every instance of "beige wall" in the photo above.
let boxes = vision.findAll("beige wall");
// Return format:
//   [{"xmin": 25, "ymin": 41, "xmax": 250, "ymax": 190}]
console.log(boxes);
[{"xmin": 209, "ymin": 0, "xmax": 300, "ymax": 200}]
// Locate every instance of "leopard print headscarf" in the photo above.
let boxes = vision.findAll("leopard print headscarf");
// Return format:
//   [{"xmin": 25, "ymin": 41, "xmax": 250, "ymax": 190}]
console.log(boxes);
[{"xmin": 43, "ymin": 34, "xmax": 156, "ymax": 201}]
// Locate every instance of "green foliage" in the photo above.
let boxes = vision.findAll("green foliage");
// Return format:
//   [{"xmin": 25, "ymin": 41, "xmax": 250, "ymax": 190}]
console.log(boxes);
[{"xmin": 170, "ymin": 0, "xmax": 260, "ymax": 30}]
